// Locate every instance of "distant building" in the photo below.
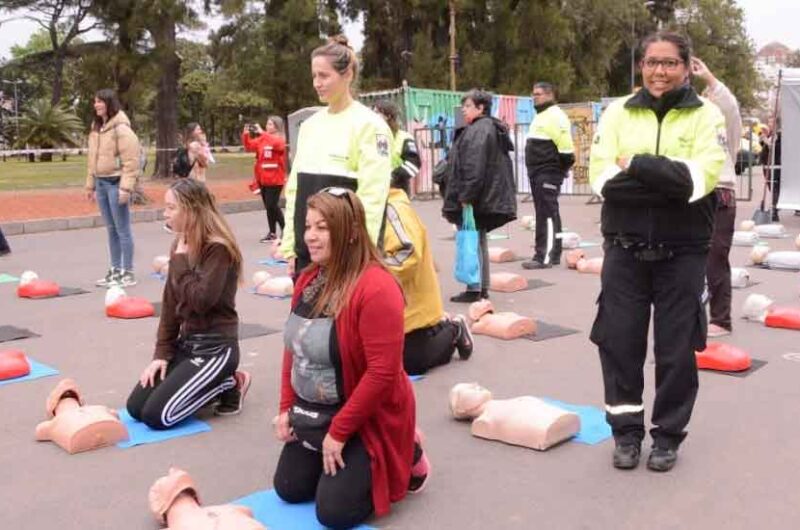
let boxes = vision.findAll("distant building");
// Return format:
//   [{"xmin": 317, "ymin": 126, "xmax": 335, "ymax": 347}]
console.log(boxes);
[{"xmin": 755, "ymin": 42, "xmax": 793, "ymax": 120}]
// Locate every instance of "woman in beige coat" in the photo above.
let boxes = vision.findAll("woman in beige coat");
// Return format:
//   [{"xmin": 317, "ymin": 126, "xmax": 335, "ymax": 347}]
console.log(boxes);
[{"xmin": 86, "ymin": 89, "xmax": 141, "ymax": 287}]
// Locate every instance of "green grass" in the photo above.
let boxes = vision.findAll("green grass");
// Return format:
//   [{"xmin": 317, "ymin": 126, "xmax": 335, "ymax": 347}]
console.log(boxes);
[{"xmin": 0, "ymin": 152, "xmax": 255, "ymax": 191}]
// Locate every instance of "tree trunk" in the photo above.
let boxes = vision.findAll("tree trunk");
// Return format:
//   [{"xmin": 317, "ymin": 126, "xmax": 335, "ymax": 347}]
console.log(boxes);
[
  {"xmin": 51, "ymin": 50, "xmax": 66, "ymax": 105},
  {"xmin": 151, "ymin": 14, "xmax": 180, "ymax": 179}
]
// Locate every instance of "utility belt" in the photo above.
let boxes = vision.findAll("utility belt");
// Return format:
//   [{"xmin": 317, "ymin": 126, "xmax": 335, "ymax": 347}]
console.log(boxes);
[
  {"xmin": 177, "ymin": 333, "xmax": 237, "ymax": 357},
  {"xmin": 609, "ymin": 238, "xmax": 708, "ymax": 262}
]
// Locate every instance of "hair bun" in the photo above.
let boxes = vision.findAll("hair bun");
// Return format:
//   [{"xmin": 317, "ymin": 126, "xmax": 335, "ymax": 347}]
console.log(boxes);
[{"xmin": 329, "ymin": 34, "xmax": 351, "ymax": 48}]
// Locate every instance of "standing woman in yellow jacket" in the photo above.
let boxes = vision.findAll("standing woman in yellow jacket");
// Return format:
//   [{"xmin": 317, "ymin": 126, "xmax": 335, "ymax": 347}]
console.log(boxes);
[
  {"xmin": 86, "ymin": 89, "xmax": 141, "ymax": 288},
  {"xmin": 588, "ymin": 32, "xmax": 726, "ymax": 473},
  {"xmin": 280, "ymin": 35, "xmax": 392, "ymax": 276}
]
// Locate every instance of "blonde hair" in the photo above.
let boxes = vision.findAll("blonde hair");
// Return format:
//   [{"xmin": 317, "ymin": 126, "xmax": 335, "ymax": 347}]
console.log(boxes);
[
  {"xmin": 266, "ymin": 115, "xmax": 286, "ymax": 140},
  {"xmin": 305, "ymin": 190, "xmax": 385, "ymax": 317},
  {"xmin": 311, "ymin": 35, "xmax": 359, "ymax": 85},
  {"xmin": 169, "ymin": 179, "xmax": 243, "ymax": 281}
]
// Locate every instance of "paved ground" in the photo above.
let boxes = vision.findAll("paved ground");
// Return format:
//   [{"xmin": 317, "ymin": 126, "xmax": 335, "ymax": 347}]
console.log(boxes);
[{"xmin": 2, "ymin": 189, "xmax": 800, "ymax": 529}]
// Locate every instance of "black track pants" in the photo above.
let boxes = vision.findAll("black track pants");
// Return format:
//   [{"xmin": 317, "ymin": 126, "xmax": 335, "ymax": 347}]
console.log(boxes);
[{"xmin": 403, "ymin": 320, "xmax": 459, "ymax": 375}]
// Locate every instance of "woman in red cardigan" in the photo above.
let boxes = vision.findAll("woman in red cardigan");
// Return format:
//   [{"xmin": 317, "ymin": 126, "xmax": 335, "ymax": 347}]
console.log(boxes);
[
  {"xmin": 272, "ymin": 187, "xmax": 429, "ymax": 529},
  {"xmin": 242, "ymin": 116, "xmax": 287, "ymax": 243}
]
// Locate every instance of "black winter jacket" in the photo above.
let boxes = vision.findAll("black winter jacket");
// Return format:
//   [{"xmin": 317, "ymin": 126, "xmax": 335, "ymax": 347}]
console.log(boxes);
[{"xmin": 442, "ymin": 116, "xmax": 517, "ymax": 231}]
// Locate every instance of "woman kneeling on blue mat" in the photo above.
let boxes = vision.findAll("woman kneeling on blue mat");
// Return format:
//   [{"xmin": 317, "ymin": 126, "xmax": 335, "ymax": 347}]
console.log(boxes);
[
  {"xmin": 272, "ymin": 188, "xmax": 430, "ymax": 529},
  {"xmin": 126, "ymin": 179, "xmax": 251, "ymax": 429}
]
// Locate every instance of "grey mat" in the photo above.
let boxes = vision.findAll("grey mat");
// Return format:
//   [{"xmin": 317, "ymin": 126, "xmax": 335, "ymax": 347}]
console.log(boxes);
[
  {"xmin": 239, "ymin": 322, "xmax": 282, "ymax": 340},
  {"xmin": 57, "ymin": 286, "xmax": 91, "ymax": 297},
  {"xmin": 149, "ymin": 305, "xmax": 280, "ymax": 340},
  {"xmin": 521, "ymin": 321, "xmax": 580, "ymax": 342},
  {"xmin": 746, "ymin": 264, "xmax": 799, "ymax": 273},
  {"xmin": 700, "ymin": 358, "xmax": 768, "ymax": 378},
  {"xmin": 0, "ymin": 325, "xmax": 40, "ymax": 343},
  {"xmin": 491, "ymin": 278, "xmax": 555, "ymax": 293}
]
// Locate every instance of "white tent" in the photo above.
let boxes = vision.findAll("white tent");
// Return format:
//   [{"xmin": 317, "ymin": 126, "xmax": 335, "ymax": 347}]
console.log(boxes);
[{"xmin": 778, "ymin": 68, "xmax": 800, "ymax": 210}]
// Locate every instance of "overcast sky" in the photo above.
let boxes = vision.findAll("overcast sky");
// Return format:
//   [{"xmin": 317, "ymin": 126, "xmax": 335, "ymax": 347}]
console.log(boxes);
[{"xmin": 0, "ymin": 1, "xmax": 796, "ymax": 62}]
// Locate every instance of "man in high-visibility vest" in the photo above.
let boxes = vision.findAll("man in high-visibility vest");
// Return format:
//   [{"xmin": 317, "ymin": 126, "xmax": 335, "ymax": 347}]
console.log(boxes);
[{"xmin": 522, "ymin": 82, "xmax": 575, "ymax": 269}]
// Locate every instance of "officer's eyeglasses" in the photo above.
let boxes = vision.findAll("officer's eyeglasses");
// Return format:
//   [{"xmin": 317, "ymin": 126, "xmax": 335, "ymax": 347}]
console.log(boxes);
[{"xmin": 642, "ymin": 58, "xmax": 683, "ymax": 71}]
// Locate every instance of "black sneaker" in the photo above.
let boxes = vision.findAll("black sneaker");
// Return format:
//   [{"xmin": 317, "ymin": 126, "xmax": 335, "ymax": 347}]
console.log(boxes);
[
  {"xmin": 450, "ymin": 291, "xmax": 482, "ymax": 303},
  {"xmin": 117, "ymin": 270, "xmax": 137, "ymax": 287},
  {"xmin": 613, "ymin": 444, "xmax": 641, "ymax": 470},
  {"xmin": 215, "ymin": 370, "xmax": 252, "ymax": 416},
  {"xmin": 452, "ymin": 314, "xmax": 474, "ymax": 360},
  {"xmin": 647, "ymin": 446, "xmax": 678, "ymax": 472},
  {"xmin": 96, "ymin": 267, "xmax": 120, "ymax": 287},
  {"xmin": 521, "ymin": 259, "xmax": 551, "ymax": 270}
]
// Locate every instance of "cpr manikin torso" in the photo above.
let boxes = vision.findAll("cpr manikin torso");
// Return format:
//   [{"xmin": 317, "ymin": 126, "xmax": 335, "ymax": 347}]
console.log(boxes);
[
  {"xmin": 576, "ymin": 257, "xmax": 603, "ymax": 274},
  {"xmin": 149, "ymin": 467, "xmax": 265, "ymax": 530},
  {"xmin": 742, "ymin": 293, "xmax": 800, "ymax": 330},
  {"xmin": 489, "ymin": 272, "xmax": 527, "ymax": 292},
  {"xmin": 469, "ymin": 300, "xmax": 536, "ymax": 339},
  {"xmin": 17, "ymin": 270, "xmax": 60, "ymax": 298},
  {"xmin": 751, "ymin": 245, "xmax": 800, "ymax": 271},
  {"xmin": 105, "ymin": 285, "xmax": 155, "ymax": 319},
  {"xmin": 488, "ymin": 247, "xmax": 517, "ymax": 263},
  {"xmin": 253, "ymin": 272, "xmax": 293, "ymax": 297},
  {"xmin": 449, "ymin": 383, "xmax": 580, "ymax": 451},
  {"xmin": 35, "ymin": 379, "xmax": 128, "ymax": 454}
]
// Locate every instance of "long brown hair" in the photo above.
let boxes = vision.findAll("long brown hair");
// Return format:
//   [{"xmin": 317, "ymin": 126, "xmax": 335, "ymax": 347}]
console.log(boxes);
[
  {"xmin": 92, "ymin": 88, "xmax": 121, "ymax": 131},
  {"xmin": 306, "ymin": 190, "xmax": 386, "ymax": 317},
  {"xmin": 169, "ymin": 179, "xmax": 243, "ymax": 280},
  {"xmin": 266, "ymin": 115, "xmax": 286, "ymax": 140}
]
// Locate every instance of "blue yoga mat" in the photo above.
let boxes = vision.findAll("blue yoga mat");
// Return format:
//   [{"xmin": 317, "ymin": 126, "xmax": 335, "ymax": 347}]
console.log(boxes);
[
  {"xmin": 0, "ymin": 273, "xmax": 19, "ymax": 284},
  {"xmin": 233, "ymin": 489, "xmax": 376, "ymax": 530},
  {"xmin": 149, "ymin": 272, "xmax": 166, "ymax": 282},
  {"xmin": 541, "ymin": 398, "xmax": 612, "ymax": 445},
  {"xmin": 248, "ymin": 287, "xmax": 291, "ymax": 300},
  {"xmin": 257, "ymin": 258, "xmax": 288, "ymax": 267},
  {"xmin": 408, "ymin": 374, "xmax": 425, "ymax": 382},
  {"xmin": 577, "ymin": 241, "xmax": 601, "ymax": 249},
  {"xmin": 0, "ymin": 358, "xmax": 59, "ymax": 387},
  {"xmin": 116, "ymin": 408, "xmax": 211, "ymax": 448}
]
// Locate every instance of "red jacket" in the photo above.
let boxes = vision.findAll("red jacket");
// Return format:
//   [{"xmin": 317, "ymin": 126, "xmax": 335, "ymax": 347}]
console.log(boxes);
[
  {"xmin": 242, "ymin": 131, "xmax": 287, "ymax": 187},
  {"xmin": 280, "ymin": 264, "xmax": 415, "ymax": 517}
]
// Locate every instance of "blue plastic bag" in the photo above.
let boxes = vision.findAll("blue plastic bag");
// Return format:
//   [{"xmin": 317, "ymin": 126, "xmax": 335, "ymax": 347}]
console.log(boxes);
[{"xmin": 454, "ymin": 205, "xmax": 481, "ymax": 285}]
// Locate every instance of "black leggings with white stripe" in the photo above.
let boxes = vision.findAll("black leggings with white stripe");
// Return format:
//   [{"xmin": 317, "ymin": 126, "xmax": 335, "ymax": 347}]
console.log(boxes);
[{"xmin": 126, "ymin": 340, "xmax": 239, "ymax": 430}]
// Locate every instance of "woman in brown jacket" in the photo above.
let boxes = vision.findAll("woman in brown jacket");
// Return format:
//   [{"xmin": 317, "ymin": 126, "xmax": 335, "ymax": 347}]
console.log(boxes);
[
  {"xmin": 86, "ymin": 89, "xmax": 141, "ymax": 287},
  {"xmin": 126, "ymin": 179, "xmax": 251, "ymax": 428}
]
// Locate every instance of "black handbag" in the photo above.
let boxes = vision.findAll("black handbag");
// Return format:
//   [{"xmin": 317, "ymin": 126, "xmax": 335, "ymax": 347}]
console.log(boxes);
[
  {"xmin": 432, "ymin": 158, "xmax": 449, "ymax": 185},
  {"xmin": 288, "ymin": 399, "xmax": 339, "ymax": 452}
]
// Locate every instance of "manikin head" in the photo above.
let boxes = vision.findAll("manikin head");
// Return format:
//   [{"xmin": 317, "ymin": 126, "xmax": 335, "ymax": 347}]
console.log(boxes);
[
  {"xmin": 750, "ymin": 245, "xmax": 770, "ymax": 265},
  {"xmin": 740, "ymin": 220, "xmax": 755, "ymax": 231},
  {"xmin": 19, "ymin": 270, "xmax": 38, "ymax": 285},
  {"xmin": 449, "ymin": 383, "xmax": 493, "ymax": 420},
  {"xmin": 742, "ymin": 293, "xmax": 774, "ymax": 322}
]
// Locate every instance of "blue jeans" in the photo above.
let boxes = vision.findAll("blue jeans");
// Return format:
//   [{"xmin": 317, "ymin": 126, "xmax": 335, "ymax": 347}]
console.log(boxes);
[{"xmin": 95, "ymin": 177, "xmax": 134, "ymax": 270}]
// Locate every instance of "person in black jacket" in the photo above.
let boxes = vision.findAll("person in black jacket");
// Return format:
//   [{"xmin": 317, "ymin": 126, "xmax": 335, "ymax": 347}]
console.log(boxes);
[
  {"xmin": 0, "ymin": 227, "xmax": 9, "ymax": 256},
  {"xmin": 442, "ymin": 89, "xmax": 517, "ymax": 303},
  {"xmin": 759, "ymin": 126, "xmax": 782, "ymax": 222}
]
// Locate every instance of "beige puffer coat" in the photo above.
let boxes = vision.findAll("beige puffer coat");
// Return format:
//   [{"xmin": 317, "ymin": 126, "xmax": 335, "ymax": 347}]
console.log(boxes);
[{"xmin": 86, "ymin": 111, "xmax": 141, "ymax": 192}]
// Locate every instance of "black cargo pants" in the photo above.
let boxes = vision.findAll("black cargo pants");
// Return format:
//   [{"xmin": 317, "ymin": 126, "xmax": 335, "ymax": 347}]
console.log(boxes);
[{"xmin": 590, "ymin": 242, "xmax": 707, "ymax": 450}]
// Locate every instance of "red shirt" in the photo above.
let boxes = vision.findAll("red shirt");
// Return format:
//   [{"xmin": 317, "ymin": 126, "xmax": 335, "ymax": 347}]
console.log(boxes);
[
  {"xmin": 242, "ymin": 132, "xmax": 287, "ymax": 187},
  {"xmin": 280, "ymin": 264, "xmax": 416, "ymax": 516}
]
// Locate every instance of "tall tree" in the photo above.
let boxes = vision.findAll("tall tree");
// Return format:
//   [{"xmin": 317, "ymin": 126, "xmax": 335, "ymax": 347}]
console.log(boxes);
[{"xmin": 0, "ymin": 0, "xmax": 98, "ymax": 104}]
